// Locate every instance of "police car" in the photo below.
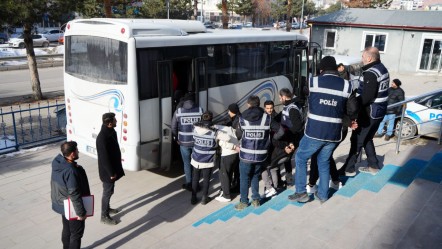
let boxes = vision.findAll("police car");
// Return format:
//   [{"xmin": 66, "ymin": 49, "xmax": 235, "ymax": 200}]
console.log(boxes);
[{"xmin": 396, "ymin": 93, "xmax": 442, "ymax": 139}]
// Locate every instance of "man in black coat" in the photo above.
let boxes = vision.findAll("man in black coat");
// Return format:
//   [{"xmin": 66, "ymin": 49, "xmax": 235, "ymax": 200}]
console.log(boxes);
[{"xmin": 96, "ymin": 112, "xmax": 125, "ymax": 225}]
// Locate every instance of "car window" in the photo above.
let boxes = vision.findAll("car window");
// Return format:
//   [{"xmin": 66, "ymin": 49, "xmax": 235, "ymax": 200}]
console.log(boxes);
[
  {"xmin": 430, "ymin": 94, "xmax": 442, "ymax": 110},
  {"xmin": 33, "ymin": 35, "xmax": 42, "ymax": 39}
]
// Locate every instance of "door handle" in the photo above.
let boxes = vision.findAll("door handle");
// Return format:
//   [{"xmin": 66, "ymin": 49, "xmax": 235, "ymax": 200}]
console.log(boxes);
[{"xmin": 163, "ymin": 128, "xmax": 170, "ymax": 137}]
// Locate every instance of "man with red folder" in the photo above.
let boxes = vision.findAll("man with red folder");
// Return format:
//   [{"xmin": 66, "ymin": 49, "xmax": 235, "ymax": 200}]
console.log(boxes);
[{"xmin": 51, "ymin": 141, "xmax": 91, "ymax": 249}]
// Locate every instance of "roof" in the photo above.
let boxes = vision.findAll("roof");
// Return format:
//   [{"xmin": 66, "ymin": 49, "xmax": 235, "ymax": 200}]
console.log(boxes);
[{"xmin": 308, "ymin": 9, "xmax": 442, "ymax": 31}]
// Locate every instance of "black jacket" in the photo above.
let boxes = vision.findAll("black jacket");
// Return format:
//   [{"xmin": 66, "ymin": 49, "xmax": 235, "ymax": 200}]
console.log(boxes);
[
  {"xmin": 96, "ymin": 125, "xmax": 125, "ymax": 183},
  {"xmin": 386, "ymin": 87, "xmax": 405, "ymax": 114},
  {"xmin": 51, "ymin": 154, "xmax": 90, "ymax": 217}
]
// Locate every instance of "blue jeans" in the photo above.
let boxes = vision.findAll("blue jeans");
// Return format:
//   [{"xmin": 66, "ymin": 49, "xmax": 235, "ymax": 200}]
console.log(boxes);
[
  {"xmin": 239, "ymin": 161, "xmax": 262, "ymax": 203},
  {"xmin": 180, "ymin": 146, "xmax": 193, "ymax": 184},
  {"xmin": 377, "ymin": 114, "xmax": 396, "ymax": 136},
  {"xmin": 295, "ymin": 136, "xmax": 338, "ymax": 201}
]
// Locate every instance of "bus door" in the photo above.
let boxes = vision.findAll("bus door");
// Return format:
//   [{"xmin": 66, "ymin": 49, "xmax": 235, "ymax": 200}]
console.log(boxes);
[
  {"xmin": 293, "ymin": 49, "xmax": 305, "ymax": 98},
  {"xmin": 194, "ymin": 57, "xmax": 208, "ymax": 111},
  {"xmin": 157, "ymin": 60, "xmax": 174, "ymax": 170}
]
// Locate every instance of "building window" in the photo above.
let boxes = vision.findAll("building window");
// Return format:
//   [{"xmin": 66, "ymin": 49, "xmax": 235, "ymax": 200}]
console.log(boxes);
[
  {"xmin": 363, "ymin": 32, "xmax": 387, "ymax": 52},
  {"xmin": 324, "ymin": 30, "xmax": 336, "ymax": 49}
]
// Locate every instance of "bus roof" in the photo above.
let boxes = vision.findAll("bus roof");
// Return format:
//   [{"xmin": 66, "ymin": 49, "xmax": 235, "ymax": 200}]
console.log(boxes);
[{"xmin": 65, "ymin": 18, "xmax": 308, "ymax": 48}]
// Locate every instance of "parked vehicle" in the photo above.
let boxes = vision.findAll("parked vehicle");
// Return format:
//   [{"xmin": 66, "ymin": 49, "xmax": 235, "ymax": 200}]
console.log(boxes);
[
  {"xmin": 41, "ymin": 29, "xmax": 63, "ymax": 42},
  {"xmin": 0, "ymin": 33, "xmax": 8, "ymax": 44},
  {"xmin": 396, "ymin": 93, "xmax": 442, "ymax": 139},
  {"xmin": 8, "ymin": 34, "xmax": 50, "ymax": 48}
]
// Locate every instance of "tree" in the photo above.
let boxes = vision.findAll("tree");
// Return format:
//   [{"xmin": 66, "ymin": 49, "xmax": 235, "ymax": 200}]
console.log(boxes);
[
  {"xmin": 346, "ymin": 0, "xmax": 392, "ymax": 8},
  {"xmin": 140, "ymin": 0, "xmax": 166, "ymax": 18},
  {"xmin": 0, "ymin": 0, "xmax": 86, "ymax": 100}
]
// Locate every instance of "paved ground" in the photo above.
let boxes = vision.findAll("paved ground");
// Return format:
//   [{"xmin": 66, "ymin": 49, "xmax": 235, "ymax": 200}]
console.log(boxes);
[{"xmin": 0, "ymin": 130, "xmax": 441, "ymax": 248}]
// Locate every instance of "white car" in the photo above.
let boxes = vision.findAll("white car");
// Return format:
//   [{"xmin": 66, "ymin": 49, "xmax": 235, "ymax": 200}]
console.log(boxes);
[
  {"xmin": 8, "ymin": 34, "xmax": 50, "ymax": 48},
  {"xmin": 41, "ymin": 29, "xmax": 63, "ymax": 42},
  {"xmin": 396, "ymin": 93, "xmax": 442, "ymax": 139}
]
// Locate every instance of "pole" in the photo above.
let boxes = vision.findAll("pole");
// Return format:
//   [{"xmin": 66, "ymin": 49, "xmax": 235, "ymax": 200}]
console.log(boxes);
[
  {"xmin": 300, "ymin": 0, "xmax": 305, "ymax": 33},
  {"xmin": 201, "ymin": 1, "xmax": 204, "ymax": 22},
  {"xmin": 167, "ymin": 0, "xmax": 170, "ymax": 19}
]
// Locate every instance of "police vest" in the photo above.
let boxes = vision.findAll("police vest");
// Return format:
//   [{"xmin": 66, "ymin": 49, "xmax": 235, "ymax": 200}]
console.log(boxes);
[
  {"xmin": 239, "ymin": 113, "xmax": 271, "ymax": 162},
  {"xmin": 365, "ymin": 63, "xmax": 389, "ymax": 119},
  {"xmin": 281, "ymin": 101, "xmax": 303, "ymax": 129},
  {"xmin": 191, "ymin": 129, "xmax": 217, "ymax": 163},
  {"xmin": 305, "ymin": 74, "xmax": 351, "ymax": 142},
  {"xmin": 176, "ymin": 106, "xmax": 203, "ymax": 146}
]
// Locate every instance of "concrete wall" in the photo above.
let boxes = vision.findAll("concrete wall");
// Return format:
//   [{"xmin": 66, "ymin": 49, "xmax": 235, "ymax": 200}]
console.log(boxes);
[{"xmin": 310, "ymin": 24, "xmax": 442, "ymax": 73}]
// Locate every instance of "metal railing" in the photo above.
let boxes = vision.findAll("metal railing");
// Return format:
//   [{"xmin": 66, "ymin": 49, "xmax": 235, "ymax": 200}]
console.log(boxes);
[
  {"xmin": 389, "ymin": 89, "xmax": 442, "ymax": 153},
  {"xmin": 0, "ymin": 100, "xmax": 66, "ymax": 154},
  {"xmin": 0, "ymin": 54, "xmax": 63, "ymax": 71}
]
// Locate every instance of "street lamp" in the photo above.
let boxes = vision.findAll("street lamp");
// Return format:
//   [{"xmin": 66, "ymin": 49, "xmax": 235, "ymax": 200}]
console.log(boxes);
[
  {"xmin": 200, "ymin": 1, "xmax": 205, "ymax": 22},
  {"xmin": 300, "ymin": 0, "xmax": 305, "ymax": 33},
  {"xmin": 167, "ymin": 0, "xmax": 170, "ymax": 19}
]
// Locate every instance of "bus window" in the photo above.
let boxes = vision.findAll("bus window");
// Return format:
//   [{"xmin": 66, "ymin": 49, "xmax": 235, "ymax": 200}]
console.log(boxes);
[
  {"xmin": 66, "ymin": 36, "xmax": 127, "ymax": 85},
  {"xmin": 137, "ymin": 49, "xmax": 161, "ymax": 100}
]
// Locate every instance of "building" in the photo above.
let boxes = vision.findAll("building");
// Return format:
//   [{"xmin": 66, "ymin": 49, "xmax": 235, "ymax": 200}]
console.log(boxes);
[{"xmin": 307, "ymin": 9, "xmax": 442, "ymax": 73}]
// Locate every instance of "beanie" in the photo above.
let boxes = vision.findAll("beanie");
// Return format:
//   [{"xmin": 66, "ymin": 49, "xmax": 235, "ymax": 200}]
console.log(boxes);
[
  {"xmin": 228, "ymin": 103, "xmax": 240, "ymax": 114},
  {"xmin": 320, "ymin": 56, "xmax": 337, "ymax": 71},
  {"xmin": 392, "ymin": 79, "xmax": 402, "ymax": 86}
]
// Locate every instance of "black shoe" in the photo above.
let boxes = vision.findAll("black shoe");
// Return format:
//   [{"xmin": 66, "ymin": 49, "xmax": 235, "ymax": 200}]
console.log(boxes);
[
  {"xmin": 201, "ymin": 196, "xmax": 211, "ymax": 205},
  {"xmin": 191, "ymin": 195, "xmax": 197, "ymax": 205},
  {"xmin": 182, "ymin": 183, "xmax": 192, "ymax": 191},
  {"xmin": 101, "ymin": 215, "xmax": 118, "ymax": 225},
  {"xmin": 384, "ymin": 135, "xmax": 391, "ymax": 141},
  {"xmin": 109, "ymin": 208, "xmax": 120, "ymax": 215}
]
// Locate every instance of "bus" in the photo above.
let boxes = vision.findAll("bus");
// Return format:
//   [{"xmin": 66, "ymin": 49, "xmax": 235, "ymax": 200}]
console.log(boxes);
[{"xmin": 63, "ymin": 19, "xmax": 320, "ymax": 171}]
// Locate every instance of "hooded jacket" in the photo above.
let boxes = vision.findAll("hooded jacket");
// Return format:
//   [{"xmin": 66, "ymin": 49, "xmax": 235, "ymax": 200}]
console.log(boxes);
[{"xmin": 51, "ymin": 154, "xmax": 90, "ymax": 217}]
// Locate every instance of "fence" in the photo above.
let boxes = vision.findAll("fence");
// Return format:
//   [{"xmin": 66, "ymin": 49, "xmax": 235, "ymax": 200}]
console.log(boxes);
[{"xmin": 0, "ymin": 100, "xmax": 66, "ymax": 154}]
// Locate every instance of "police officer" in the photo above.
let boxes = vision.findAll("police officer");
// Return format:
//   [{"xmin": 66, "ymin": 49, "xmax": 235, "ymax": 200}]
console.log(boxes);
[
  {"xmin": 234, "ymin": 95, "xmax": 284, "ymax": 210},
  {"xmin": 288, "ymin": 56, "xmax": 352, "ymax": 203},
  {"xmin": 171, "ymin": 92, "xmax": 203, "ymax": 190},
  {"xmin": 339, "ymin": 47, "xmax": 389, "ymax": 176}
]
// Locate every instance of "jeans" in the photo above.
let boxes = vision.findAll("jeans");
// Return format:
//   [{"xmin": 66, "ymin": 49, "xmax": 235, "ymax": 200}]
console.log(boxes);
[
  {"xmin": 295, "ymin": 136, "xmax": 338, "ymax": 201},
  {"xmin": 101, "ymin": 181, "xmax": 115, "ymax": 217},
  {"xmin": 180, "ymin": 145, "xmax": 193, "ymax": 184},
  {"xmin": 343, "ymin": 117, "xmax": 383, "ymax": 172},
  {"xmin": 239, "ymin": 161, "xmax": 262, "ymax": 203},
  {"xmin": 377, "ymin": 114, "xmax": 396, "ymax": 136},
  {"xmin": 61, "ymin": 215, "xmax": 85, "ymax": 249}
]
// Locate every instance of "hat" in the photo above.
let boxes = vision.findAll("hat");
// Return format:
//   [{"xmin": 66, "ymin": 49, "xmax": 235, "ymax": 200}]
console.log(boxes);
[
  {"xmin": 228, "ymin": 103, "xmax": 240, "ymax": 114},
  {"xmin": 320, "ymin": 56, "xmax": 337, "ymax": 71},
  {"xmin": 392, "ymin": 79, "xmax": 402, "ymax": 86}
]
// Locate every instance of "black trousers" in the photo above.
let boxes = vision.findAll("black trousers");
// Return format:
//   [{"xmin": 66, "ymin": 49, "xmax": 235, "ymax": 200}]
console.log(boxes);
[
  {"xmin": 102, "ymin": 181, "xmax": 115, "ymax": 217},
  {"xmin": 219, "ymin": 154, "xmax": 239, "ymax": 199},
  {"xmin": 309, "ymin": 129, "xmax": 348, "ymax": 185},
  {"xmin": 192, "ymin": 167, "xmax": 213, "ymax": 198},
  {"xmin": 61, "ymin": 215, "xmax": 85, "ymax": 249},
  {"xmin": 342, "ymin": 117, "xmax": 383, "ymax": 173}
]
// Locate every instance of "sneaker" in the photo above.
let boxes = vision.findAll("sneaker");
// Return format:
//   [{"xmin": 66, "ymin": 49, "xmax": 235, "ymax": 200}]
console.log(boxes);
[
  {"xmin": 306, "ymin": 184, "xmax": 317, "ymax": 194},
  {"xmin": 384, "ymin": 135, "xmax": 391, "ymax": 141},
  {"xmin": 314, "ymin": 192, "xmax": 327, "ymax": 204},
  {"xmin": 374, "ymin": 133, "xmax": 383, "ymax": 138},
  {"xmin": 109, "ymin": 208, "xmax": 120, "ymax": 215},
  {"xmin": 329, "ymin": 181, "xmax": 342, "ymax": 191},
  {"xmin": 261, "ymin": 187, "xmax": 277, "ymax": 198},
  {"xmin": 215, "ymin": 195, "xmax": 231, "ymax": 203},
  {"xmin": 345, "ymin": 171, "xmax": 357, "ymax": 177},
  {"xmin": 234, "ymin": 202, "xmax": 249, "ymax": 211},
  {"xmin": 251, "ymin": 199, "xmax": 260, "ymax": 207},
  {"xmin": 191, "ymin": 195, "xmax": 197, "ymax": 205},
  {"xmin": 288, "ymin": 192, "xmax": 309, "ymax": 203},
  {"xmin": 201, "ymin": 196, "xmax": 211, "ymax": 205},
  {"xmin": 359, "ymin": 166, "xmax": 379, "ymax": 176},
  {"xmin": 101, "ymin": 216, "xmax": 118, "ymax": 225}
]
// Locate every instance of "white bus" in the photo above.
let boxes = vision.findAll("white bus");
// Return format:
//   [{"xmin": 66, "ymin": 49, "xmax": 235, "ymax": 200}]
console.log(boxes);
[{"xmin": 63, "ymin": 19, "xmax": 319, "ymax": 171}]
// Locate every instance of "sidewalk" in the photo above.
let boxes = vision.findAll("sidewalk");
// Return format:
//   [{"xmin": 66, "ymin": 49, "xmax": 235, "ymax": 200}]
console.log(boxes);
[{"xmin": 0, "ymin": 132, "xmax": 440, "ymax": 248}]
